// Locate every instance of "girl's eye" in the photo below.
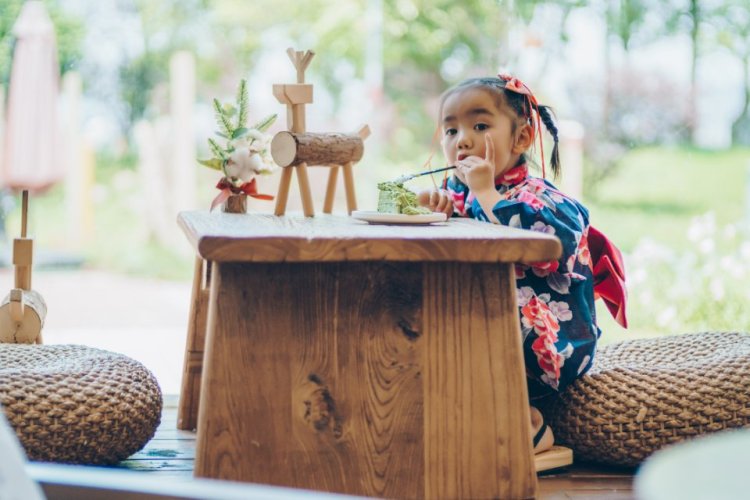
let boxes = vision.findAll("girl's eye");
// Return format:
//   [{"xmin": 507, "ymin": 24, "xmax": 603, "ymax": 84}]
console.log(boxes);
[
  {"xmin": 475, "ymin": 123, "xmax": 489, "ymax": 131},
  {"xmin": 445, "ymin": 128, "xmax": 457, "ymax": 136}
]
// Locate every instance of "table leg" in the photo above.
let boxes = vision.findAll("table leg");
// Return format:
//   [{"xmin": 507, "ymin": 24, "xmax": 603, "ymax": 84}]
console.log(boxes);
[
  {"xmin": 423, "ymin": 262, "xmax": 537, "ymax": 499},
  {"xmin": 177, "ymin": 257, "xmax": 210, "ymax": 431}
]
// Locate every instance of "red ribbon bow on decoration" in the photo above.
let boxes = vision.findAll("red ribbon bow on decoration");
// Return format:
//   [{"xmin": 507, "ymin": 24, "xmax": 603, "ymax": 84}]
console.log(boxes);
[
  {"xmin": 498, "ymin": 73, "xmax": 547, "ymax": 179},
  {"xmin": 210, "ymin": 177, "xmax": 274, "ymax": 212}
]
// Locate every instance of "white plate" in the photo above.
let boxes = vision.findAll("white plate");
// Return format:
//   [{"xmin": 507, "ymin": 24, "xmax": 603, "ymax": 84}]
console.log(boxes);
[{"xmin": 351, "ymin": 210, "xmax": 448, "ymax": 225}]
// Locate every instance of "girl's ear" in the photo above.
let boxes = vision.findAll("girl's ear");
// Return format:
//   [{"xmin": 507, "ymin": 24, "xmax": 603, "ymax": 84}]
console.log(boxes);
[{"xmin": 511, "ymin": 123, "xmax": 534, "ymax": 154}]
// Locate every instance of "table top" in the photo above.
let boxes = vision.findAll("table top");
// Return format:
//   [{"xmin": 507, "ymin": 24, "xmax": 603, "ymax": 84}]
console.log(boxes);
[{"xmin": 178, "ymin": 211, "xmax": 561, "ymax": 263}]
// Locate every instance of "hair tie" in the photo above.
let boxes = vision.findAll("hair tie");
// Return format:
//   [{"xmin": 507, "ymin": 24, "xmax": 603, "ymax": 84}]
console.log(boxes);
[{"xmin": 498, "ymin": 74, "xmax": 546, "ymax": 178}]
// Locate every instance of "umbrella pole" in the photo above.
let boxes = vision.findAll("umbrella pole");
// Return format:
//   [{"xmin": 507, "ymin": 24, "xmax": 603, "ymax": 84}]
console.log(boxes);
[
  {"xmin": 0, "ymin": 189, "xmax": 46, "ymax": 344},
  {"xmin": 14, "ymin": 190, "xmax": 32, "ymax": 290}
]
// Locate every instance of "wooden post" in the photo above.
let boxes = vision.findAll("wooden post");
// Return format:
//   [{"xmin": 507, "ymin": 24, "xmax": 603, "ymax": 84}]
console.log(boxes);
[
  {"xmin": 559, "ymin": 119, "xmax": 584, "ymax": 201},
  {"xmin": 15, "ymin": 191, "xmax": 31, "ymax": 290},
  {"xmin": 0, "ymin": 190, "xmax": 46, "ymax": 344}
]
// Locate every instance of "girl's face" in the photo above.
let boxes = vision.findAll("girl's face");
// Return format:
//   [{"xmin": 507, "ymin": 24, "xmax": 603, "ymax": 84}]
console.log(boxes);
[{"xmin": 440, "ymin": 87, "xmax": 531, "ymax": 179}]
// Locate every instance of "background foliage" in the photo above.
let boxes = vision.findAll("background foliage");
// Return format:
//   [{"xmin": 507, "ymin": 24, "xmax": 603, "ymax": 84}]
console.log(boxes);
[{"xmin": 0, "ymin": 0, "xmax": 749, "ymax": 340}]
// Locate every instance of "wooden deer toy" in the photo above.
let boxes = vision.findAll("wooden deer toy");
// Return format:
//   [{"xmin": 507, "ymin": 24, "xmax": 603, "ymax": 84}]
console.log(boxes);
[
  {"xmin": 0, "ymin": 190, "xmax": 47, "ymax": 344},
  {"xmin": 271, "ymin": 48, "xmax": 370, "ymax": 217}
]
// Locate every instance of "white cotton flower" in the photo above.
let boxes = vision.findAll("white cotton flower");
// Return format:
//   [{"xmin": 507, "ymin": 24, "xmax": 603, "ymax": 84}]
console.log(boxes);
[
  {"xmin": 224, "ymin": 161, "xmax": 241, "ymax": 179},
  {"xmin": 246, "ymin": 129, "xmax": 265, "ymax": 141},
  {"xmin": 227, "ymin": 148, "xmax": 265, "ymax": 182}
]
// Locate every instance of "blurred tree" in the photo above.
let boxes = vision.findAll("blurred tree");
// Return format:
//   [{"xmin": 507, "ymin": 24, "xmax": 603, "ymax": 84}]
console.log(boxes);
[
  {"xmin": 0, "ymin": 0, "xmax": 83, "ymax": 85},
  {"xmin": 381, "ymin": 0, "xmax": 513, "ymax": 159},
  {"xmin": 661, "ymin": 0, "xmax": 710, "ymax": 143},
  {"xmin": 209, "ymin": 0, "xmax": 514, "ymax": 161},
  {"xmin": 210, "ymin": 0, "xmax": 368, "ymax": 108},
  {"xmin": 118, "ymin": 0, "xmax": 213, "ymax": 131},
  {"xmin": 712, "ymin": 0, "xmax": 750, "ymax": 145}
]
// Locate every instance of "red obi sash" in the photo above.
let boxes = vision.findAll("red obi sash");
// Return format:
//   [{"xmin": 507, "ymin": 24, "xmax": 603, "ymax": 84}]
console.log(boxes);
[{"xmin": 588, "ymin": 226, "xmax": 628, "ymax": 328}]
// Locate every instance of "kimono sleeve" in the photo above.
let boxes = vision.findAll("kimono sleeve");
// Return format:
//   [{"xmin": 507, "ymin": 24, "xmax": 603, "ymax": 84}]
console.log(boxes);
[
  {"xmin": 470, "ymin": 194, "xmax": 588, "ymax": 291},
  {"xmin": 443, "ymin": 175, "xmax": 472, "ymax": 217}
]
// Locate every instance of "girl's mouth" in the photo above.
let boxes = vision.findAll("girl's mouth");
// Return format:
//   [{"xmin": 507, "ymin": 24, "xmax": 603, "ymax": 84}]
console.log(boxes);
[{"xmin": 457, "ymin": 153, "xmax": 468, "ymax": 161}]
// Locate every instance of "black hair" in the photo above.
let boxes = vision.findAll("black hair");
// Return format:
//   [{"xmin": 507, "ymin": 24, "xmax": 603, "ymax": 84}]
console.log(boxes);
[{"xmin": 440, "ymin": 77, "xmax": 561, "ymax": 179}]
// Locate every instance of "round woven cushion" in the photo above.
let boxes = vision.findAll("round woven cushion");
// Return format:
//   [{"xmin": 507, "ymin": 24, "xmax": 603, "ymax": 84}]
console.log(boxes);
[
  {"xmin": 0, "ymin": 344, "xmax": 162, "ymax": 465},
  {"xmin": 548, "ymin": 331, "xmax": 750, "ymax": 467}
]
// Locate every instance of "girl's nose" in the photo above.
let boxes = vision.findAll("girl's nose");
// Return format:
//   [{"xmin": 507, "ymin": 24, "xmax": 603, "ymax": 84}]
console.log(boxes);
[{"xmin": 457, "ymin": 130, "xmax": 471, "ymax": 150}]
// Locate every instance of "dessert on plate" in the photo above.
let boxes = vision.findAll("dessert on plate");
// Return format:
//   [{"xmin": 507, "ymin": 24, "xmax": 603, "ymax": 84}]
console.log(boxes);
[{"xmin": 376, "ymin": 181, "xmax": 430, "ymax": 215}]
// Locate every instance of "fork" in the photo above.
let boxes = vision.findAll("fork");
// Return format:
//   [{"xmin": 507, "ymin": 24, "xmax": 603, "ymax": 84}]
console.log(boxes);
[{"xmin": 393, "ymin": 165, "xmax": 456, "ymax": 183}]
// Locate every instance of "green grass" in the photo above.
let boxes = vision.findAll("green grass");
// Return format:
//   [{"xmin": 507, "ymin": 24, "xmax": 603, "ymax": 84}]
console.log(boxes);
[
  {"xmin": 582, "ymin": 146, "xmax": 750, "ymax": 342},
  {"xmin": 584, "ymin": 146, "xmax": 749, "ymax": 253}
]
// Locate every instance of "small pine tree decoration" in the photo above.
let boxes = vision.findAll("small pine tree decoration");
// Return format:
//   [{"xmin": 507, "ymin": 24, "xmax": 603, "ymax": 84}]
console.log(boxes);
[{"xmin": 199, "ymin": 80, "xmax": 278, "ymax": 211}]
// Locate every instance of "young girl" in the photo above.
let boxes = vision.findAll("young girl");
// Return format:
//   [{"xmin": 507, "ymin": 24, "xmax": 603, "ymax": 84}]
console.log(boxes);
[{"xmin": 418, "ymin": 75, "xmax": 628, "ymax": 459}]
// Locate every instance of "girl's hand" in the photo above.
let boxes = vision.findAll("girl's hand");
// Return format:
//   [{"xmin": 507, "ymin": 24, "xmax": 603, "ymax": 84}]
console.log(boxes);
[
  {"xmin": 417, "ymin": 188, "xmax": 454, "ymax": 217},
  {"xmin": 456, "ymin": 134, "xmax": 496, "ymax": 196}
]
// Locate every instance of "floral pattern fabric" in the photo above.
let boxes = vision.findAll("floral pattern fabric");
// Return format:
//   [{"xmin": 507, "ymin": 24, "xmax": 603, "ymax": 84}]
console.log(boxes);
[{"xmin": 444, "ymin": 163, "xmax": 600, "ymax": 399}]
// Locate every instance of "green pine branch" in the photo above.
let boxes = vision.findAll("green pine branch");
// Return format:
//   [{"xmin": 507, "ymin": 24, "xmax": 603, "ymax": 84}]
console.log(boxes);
[
  {"xmin": 208, "ymin": 138, "xmax": 226, "ymax": 160},
  {"xmin": 236, "ymin": 79, "xmax": 248, "ymax": 130},
  {"xmin": 213, "ymin": 98, "xmax": 234, "ymax": 138}
]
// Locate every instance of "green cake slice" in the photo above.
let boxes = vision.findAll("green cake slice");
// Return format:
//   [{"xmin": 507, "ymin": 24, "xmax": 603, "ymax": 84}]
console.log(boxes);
[{"xmin": 377, "ymin": 182, "xmax": 431, "ymax": 215}]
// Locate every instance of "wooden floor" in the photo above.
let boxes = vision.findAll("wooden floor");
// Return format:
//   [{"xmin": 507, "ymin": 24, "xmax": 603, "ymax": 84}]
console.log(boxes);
[{"xmin": 116, "ymin": 396, "xmax": 637, "ymax": 499}]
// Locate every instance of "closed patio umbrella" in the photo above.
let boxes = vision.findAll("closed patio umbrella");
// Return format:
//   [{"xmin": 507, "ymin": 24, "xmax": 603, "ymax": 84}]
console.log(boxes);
[{"xmin": 1, "ymin": 0, "xmax": 62, "ymax": 193}]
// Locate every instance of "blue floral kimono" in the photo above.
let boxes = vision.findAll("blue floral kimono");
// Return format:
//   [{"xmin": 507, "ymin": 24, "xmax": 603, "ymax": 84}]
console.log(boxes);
[{"xmin": 444, "ymin": 163, "xmax": 625, "ymax": 400}]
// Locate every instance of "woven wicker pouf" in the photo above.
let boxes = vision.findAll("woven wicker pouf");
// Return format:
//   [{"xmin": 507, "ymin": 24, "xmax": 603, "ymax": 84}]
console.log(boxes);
[
  {"xmin": 547, "ymin": 331, "xmax": 750, "ymax": 467},
  {"xmin": 0, "ymin": 344, "xmax": 162, "ymax": 465}
]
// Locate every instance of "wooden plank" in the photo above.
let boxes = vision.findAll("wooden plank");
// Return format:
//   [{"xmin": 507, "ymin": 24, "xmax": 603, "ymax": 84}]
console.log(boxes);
[
  {"xmin": 177, "ymin": 212, "xmax": 561, "ymax": 264},
  {"xmin": 130, "ymin": 441, "xmax": 195, "ymax": 460},
  {"xmin": 195, "ymin": 262, "xmax": 424, "ymax": 496},
  {"xmin": 423, "ymin": 262, "xmax": 536, "ymax": 499},
  {"xmin": 332, "ymin": 262, "xmax": 423, "ymax": 498},
  {"xmin": 149, "ymin": 428, "xmax": 195, "ymax": 439},
  {"xmin": 135, "ymin": 404, "xmax": 636, "ymax": 497},
  {"xmin": 116, "ymin": 460, "xmax": 195, "ymax": 472},
  {"xmin": 195, "ymin": 262, "xmax": 294, "ymax": 482}
]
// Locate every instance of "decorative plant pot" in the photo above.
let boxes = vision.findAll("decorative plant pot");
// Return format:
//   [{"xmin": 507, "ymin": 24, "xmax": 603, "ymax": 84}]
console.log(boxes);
[{"xmin": 222, "ymin": 193, "xmax": 247, "ymax": 214}]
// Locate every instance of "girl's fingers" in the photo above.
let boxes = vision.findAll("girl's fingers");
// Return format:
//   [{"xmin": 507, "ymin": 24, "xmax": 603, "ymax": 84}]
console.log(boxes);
[
  {"xmin": 417, "ymin": 190, "xmax": 431, "ymax": 207},
  {"xmin": 436, "ymin": 193, "xmax": 448, "ymax": 212},
  {"xmin": 484, "ymin": 134, "xmax": 495, "ymax": 164},
  {"xmin": 430, "ymin": 190, "xmax": 440, "ymax": 209}
]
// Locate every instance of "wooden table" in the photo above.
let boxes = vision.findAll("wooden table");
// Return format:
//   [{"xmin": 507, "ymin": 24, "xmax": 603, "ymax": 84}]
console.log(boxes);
[{"xmin": 178, "ymin": 212, "xmax": 561, "ymax": 499}]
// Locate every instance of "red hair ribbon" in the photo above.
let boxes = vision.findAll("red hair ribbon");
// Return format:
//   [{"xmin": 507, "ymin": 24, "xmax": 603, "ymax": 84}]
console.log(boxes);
[
  {"xmin": 210, "ymin": 177, "xmax": 274, "ymax": 212},
  {"xmin": 498, "ymin": 73, "xmax": 546, "ymax": 178}
]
